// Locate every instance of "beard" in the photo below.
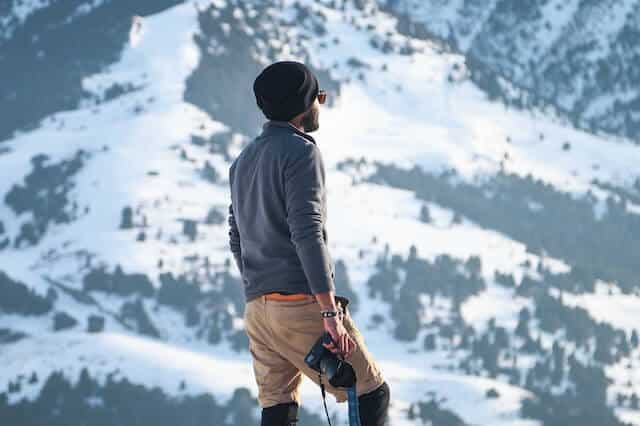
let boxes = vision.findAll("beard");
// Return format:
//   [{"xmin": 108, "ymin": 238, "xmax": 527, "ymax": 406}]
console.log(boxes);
[{"xmin": 301, "ymin": 104, "xmax": 320, "ymax": 132}]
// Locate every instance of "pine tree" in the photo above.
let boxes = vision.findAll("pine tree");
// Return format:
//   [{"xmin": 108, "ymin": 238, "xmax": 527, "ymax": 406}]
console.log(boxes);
[
  {"xmin": 419, "ymin": 204, "xmax": 431, "ymax": 223},
  {"xmin": 120, "ymin": 206, "xmax": 133, "ymax": 229}
]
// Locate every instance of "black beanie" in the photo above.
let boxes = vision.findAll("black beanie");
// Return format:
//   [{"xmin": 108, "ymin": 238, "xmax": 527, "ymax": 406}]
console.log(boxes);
[{"xmin": 253, "ymin": 61, "xmax": 319, "ymax": 122}]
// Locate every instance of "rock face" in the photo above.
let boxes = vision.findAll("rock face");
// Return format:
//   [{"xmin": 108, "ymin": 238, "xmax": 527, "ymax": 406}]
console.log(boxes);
[{"xmin": 379, "ymin": 0, "xmax": 640, "ymax": 143}]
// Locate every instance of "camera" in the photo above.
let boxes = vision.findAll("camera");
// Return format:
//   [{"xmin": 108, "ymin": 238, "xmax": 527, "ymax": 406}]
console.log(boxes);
[{"xmin": 304, "ymin": 332, "xmax": 356, "ymax": 388}]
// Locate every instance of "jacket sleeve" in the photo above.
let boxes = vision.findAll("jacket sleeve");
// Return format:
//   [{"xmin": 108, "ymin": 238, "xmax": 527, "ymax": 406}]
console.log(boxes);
[
  {"xmin": 228, "ymin": 162, "xmax": 243, "ymax": 274},
  {"xmin": 284, "ymin": 142, "xmax": 335, "ymax": 295},
  {"xmin": 228, "ymin": 203, "xmax": 243, "ymax": 274}
]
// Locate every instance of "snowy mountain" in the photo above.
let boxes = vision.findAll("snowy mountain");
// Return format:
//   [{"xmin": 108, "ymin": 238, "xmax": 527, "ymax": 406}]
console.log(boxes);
[
  {"xmin": 1, "ymin": 0, "xmax": 640, "ymax": 425},
  {"xmin": 378, "ymin": 0, "xmax": 640, "ymax": 143}
]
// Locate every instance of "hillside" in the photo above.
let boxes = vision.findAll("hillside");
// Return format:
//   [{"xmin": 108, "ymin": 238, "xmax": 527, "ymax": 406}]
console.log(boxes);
[
  {"xmin": 379, "ymin": 0, "xmax": 640, "ymax": 143},
  {"xmin": 1, "ymin": 1, "xmax": 640, "ymax": 425}
]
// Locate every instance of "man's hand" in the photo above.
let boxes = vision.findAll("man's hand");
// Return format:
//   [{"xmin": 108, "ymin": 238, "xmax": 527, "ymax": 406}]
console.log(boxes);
[{"xmin": 322, "ymin": 313, "xmax": 356, "ymax": 359}]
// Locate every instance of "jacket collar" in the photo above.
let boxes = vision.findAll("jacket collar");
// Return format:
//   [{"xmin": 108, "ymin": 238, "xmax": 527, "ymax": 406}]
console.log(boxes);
[{"xmin": 262, "ymin": 120, "xmax": 316, "ymax": 145}]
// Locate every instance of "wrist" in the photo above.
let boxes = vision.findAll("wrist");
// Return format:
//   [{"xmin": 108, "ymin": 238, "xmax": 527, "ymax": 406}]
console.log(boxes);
[
  {"xmin": 320, "ymin": 306, "xmax": 343, "ymax": 320},
  {"xmin": 320, "ymin": 309, "xmax": 339, "ymax": 318}
]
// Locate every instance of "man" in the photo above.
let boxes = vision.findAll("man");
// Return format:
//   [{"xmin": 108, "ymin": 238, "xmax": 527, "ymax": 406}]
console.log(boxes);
[{"xmin": 228, "ymin": 61, "xmax": 390, "ymax": 426}]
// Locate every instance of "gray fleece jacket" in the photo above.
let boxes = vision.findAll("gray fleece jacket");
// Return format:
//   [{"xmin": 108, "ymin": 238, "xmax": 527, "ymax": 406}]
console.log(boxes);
[{"xmin": 228, "ymin": 120, "xmax": 335, "ymax": 303}]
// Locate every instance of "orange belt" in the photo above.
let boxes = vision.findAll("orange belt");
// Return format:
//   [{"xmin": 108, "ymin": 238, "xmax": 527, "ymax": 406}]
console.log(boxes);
[{"xmin": 263, "ymin": 292, "xmax": 314, "ymax": 301}]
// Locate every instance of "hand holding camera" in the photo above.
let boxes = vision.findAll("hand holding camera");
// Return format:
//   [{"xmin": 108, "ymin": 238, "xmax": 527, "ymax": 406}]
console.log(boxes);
[
  {"xmin": 304, "ymin": 330, "xmax": 357, "ymax": 389},
  {"xmin": 321, "ymin": 310, "xmax": 356, "ymax": 360}
]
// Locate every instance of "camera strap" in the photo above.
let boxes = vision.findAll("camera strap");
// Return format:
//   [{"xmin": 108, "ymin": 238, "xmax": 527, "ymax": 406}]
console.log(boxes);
[
  {"xmin": 319, "ymin": 374, "xmax": 333, "ymax": 426},
  {"xmin": 318, "ymin": 374, "xmax": 362, "ymax": 426},
  {"xmin": 347, "ymin": 386, "xmax": 362, "ymax": 426}
]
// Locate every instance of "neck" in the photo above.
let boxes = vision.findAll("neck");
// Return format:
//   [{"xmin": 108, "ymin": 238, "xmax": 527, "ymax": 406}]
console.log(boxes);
[{"xmin": 289, "ymin": 119, "xmax": 305, "ymax": 133}]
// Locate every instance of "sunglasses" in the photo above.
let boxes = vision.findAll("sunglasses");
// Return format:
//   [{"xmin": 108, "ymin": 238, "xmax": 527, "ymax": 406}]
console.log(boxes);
[{"xmin": 317, "ymin": 89, "xmax": 327, "ymax": 105}]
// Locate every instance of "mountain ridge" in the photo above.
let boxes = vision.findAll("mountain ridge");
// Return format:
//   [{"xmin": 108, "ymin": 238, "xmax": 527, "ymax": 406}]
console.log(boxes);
[{"xmin": 1, "ymin": 1, "xmax": 639, "ymax": 425}]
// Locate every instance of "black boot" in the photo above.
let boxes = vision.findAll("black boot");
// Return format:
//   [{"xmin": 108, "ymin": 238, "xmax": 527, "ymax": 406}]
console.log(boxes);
[
  {"xmin": 358, "ymin": 381, "xmax": 390, "ymax": 426},
  {"xmin": 261, "ymin": 401, "xmax": 299, "ymax": 426}
]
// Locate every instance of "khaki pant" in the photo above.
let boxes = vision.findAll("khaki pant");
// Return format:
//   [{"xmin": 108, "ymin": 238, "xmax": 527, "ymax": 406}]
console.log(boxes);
[{"xmin": 243, "ymin": 294, "xmax": 385, "ymax": 408}]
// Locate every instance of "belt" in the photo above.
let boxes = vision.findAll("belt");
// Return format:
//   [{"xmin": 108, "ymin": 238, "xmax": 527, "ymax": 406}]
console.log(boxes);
[{"xmin": 263, "ymin": 292, "xmax": 315, "ymax": 301}]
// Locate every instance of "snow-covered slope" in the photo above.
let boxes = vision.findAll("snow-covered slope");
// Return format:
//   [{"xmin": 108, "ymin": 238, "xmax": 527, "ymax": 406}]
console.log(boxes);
[
  {"xmin": 379, "ymin": 0, "xmax": 640, "ymax": 144},
  {"xmin": 1, "ymin": 0, "xmax": 640, "ymax": 425}
]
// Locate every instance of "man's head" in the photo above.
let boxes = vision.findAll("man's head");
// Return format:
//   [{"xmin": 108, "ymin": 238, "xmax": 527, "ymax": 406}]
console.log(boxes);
[{"xmin": 253, "ymin": 61, "xmax": 325, "ymax": 133}]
